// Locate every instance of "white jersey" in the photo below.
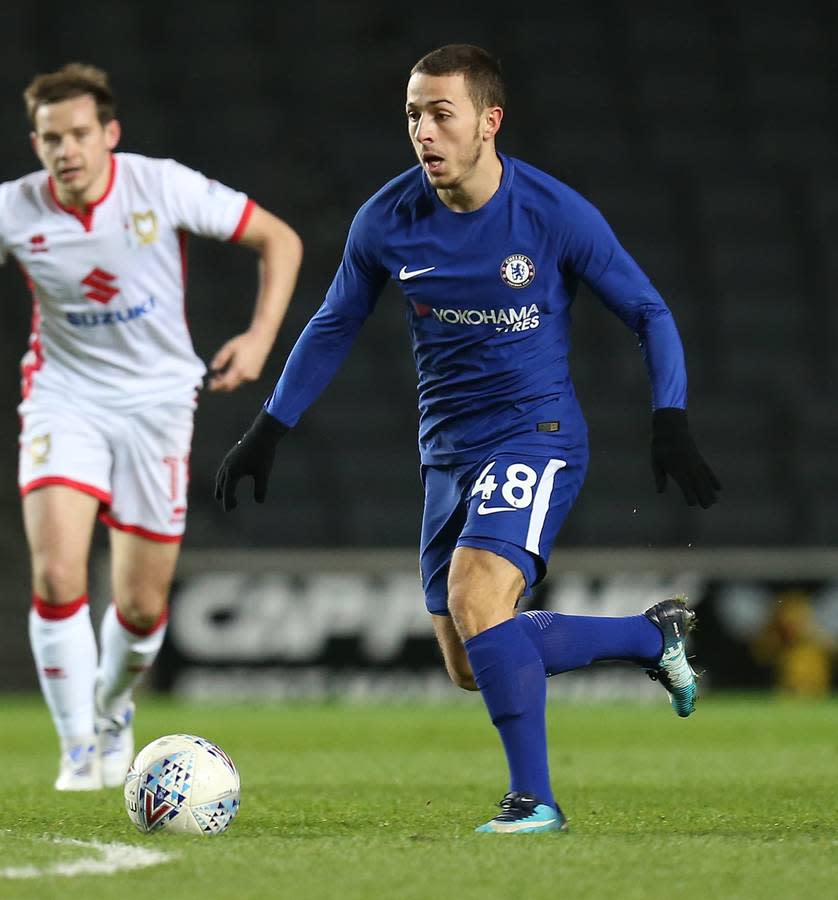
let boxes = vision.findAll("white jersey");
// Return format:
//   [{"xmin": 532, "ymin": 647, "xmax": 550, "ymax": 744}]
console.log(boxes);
[{"xmin": 0, "ymin": 152, "xmax": 253, "ymax": 410}]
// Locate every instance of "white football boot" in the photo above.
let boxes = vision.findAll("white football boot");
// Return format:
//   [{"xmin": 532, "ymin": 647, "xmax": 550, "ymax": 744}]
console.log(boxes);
[
  {"xmin": 96, "ymin": 681, "xmax": 136, "ymax": 788},
  {"xmin": 55, "ymin": 738, "xmax": 102, "ymax": 791},
  {"xmin": 96, "ymin": 703, "xmax": 135, "ymax": 788}
]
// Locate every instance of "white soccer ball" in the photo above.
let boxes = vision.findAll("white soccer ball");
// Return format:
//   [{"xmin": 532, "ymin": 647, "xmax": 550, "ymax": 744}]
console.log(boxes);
[{"xmin": 124, "ymin": 734, "xmax": 241, "ymax": 835}]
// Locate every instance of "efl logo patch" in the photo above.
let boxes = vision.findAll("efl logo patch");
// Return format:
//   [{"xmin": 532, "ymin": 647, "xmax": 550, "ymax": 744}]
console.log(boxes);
[
  {"xmin": 82, "ymin": 268, "xmax": 119, "ymax": 304},
  {"xmin": 132, "ymin": 210, "xmax": 158, "ymax": 245},
  {"xmin": 30, "ymin": 433, "xmax": 51, "ymax": 465},
  {"xmin": 500, "ymin": 253, "xmax": 535, "ymax": 288}
]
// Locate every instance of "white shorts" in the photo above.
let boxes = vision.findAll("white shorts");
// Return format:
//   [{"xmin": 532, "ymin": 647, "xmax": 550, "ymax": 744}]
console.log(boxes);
[{"xmin": 18, "ymin": 398, "xmax": 195, "ymax": 542}]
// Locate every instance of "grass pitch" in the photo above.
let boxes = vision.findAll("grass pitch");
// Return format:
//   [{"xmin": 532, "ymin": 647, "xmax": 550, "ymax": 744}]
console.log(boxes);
[{"xmin": 1, "ymin": 694, "xmax": 836, "ymax": 900}]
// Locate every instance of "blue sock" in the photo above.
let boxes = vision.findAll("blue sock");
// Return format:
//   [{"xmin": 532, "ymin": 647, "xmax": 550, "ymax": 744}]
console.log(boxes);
[
  {"xmin": 518, "ymin": 611, "xmax": 663, "ymax": 675},
  {"xmin": 464, "ymin": 619, "xmax": 554, "ymax": 807}
]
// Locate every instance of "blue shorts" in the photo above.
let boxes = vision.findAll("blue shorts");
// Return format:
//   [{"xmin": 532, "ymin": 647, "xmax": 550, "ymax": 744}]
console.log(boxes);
[{"xmin": 419, "ymin": 445, "xmax": 588, "ymax": 615}]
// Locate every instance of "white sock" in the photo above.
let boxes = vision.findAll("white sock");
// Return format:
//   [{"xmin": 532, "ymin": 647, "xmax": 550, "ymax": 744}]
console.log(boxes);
[
  {"xmin": 29, "ymin": 594, "xmax": 98, "ymax": 745},
  {"xmin": 97, "ymin": 603, "xmax": 168, "ymax": 716}
]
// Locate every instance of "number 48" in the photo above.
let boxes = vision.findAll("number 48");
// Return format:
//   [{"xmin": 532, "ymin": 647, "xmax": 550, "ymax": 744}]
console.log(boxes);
[{"xmin": 471, "ymin": 461, "xmax": 538, "ymax": 509}]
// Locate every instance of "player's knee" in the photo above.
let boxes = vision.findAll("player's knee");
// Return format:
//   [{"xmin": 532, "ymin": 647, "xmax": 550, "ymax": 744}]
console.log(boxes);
[
  {"xmin": 448, "ymin": 547, "xmax": 525, "ymax": 639},
  {"xmin": 446, "ymin": 565, "xmax": 480, "ymax": 624},
  {"xmin": 116, "ymin": 590, "xmax": 168, "ymax": 632},
  {"xmin": 31, "ymin": 556, "xmax": 86, "ymax": 604},
  {"xmin": 446, "ymin": 585, "xmax": 469, "ymax": 626},
  {"xmin": 447, "ymin": 568, "xmax": 493, "ymax": 639}
]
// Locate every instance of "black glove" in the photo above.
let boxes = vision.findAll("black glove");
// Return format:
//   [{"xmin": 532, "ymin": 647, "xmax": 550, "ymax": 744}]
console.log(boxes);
[
  {"xmin": 214, "ymin": 409, "xmax": 288, "ymax": 511},
  {"xmin": 651, "ymin": 407, "xmax": 720, "ymax": 509}
]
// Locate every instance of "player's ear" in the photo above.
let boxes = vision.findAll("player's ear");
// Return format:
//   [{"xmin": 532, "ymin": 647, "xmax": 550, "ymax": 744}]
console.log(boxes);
[
  {"xmin": 104, "ymin": 118, "xmax": 121, "ymax": 151},
  {"xmin": 483, "ymin": 106, "xmax": 503, "ymax": 141}
]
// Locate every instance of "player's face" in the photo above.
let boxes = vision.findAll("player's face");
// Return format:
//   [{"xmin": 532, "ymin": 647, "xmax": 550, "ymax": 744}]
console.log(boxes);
[
  {"xmin": 406, "ymin": 73, "xmax": 498, "ymax": 190},
  {"xmin": 31, "ymin": 93, "xmax": 120, "ymax": 204}
]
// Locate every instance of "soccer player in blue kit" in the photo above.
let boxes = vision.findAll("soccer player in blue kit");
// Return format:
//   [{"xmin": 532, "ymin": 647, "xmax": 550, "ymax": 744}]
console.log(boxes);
[{"xmin": 215, "ymin": 44, "xmax": 720, "ymax": 834}]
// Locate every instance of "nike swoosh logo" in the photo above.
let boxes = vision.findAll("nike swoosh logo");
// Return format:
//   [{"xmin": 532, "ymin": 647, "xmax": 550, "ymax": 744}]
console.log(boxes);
[
  {"xmin": 399, "ymin": 265, "xmax": 436, "ymax": 281},
  {"xmin": 477, "ymin": 503, "xmax": 516, "ymax": 515}
]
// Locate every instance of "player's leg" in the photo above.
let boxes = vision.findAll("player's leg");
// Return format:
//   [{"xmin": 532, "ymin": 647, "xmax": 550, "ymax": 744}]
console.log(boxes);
[
  {"xmin": 96, "ymin": 530, "xmax": 179, "ymax": 786},
  {"xmin": 94, "ymin": 402, "xmax": 192, "ymax": 786},
  {"xmin": 23, "ymin": 486, "xmax": 102, "ymax": 790},
  {"xmin": 517, "ymin": 603, "xmax": 698, "ymax": 716},
  {"xmin": 421, "ymin": 456, "xmax": 565, "ymax": 832},
  {"xmin": 465, "ymin": 447, "xmax": 697, "ymax": 715},
  {"xmin": 438, "ymin": 590, "xmax": 694, "ymax": 716},
  {"xmin": 447, "ymin": 545, "xmax": 566, "ymax": 834},
  {"xmin": 447, "ymin": 450, "xmax": 594, "ymax": 832},
  {"xmin": 432, "ymin": 588, "xmax": 692, "ymax": 713},
  {"xmin": 516, "ymin": 608, "xmax": 663, "ymax": 674}
]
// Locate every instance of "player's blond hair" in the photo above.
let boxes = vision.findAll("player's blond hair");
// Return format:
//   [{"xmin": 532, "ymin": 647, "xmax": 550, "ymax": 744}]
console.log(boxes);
[
  {"xmin": 411, "ymin": 44, "xmax": 506, "ymax": 113},
  {"xmin": 24, "ymin": 63, "xmax": 116, "ymax": 127}
]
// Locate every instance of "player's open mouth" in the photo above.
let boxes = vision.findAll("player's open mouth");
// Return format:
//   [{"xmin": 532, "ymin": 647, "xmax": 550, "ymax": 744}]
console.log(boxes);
[
  {"xmin": 422, "ymin": 154, "xmax": 444, "ymax": 174},
  {"xmin": 58, "ymin": 167, "xmax": 83, "ymax": 181}
]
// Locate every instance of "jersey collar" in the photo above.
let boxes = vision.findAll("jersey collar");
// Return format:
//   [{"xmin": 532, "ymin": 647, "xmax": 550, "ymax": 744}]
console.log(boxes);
[
  {"xmin": 48, "ymin": 155, "xmax": 117, "ymax": 233},
  {"xmin": 424, "ymin": 152, "xmax": 514, "ymax": 219}
]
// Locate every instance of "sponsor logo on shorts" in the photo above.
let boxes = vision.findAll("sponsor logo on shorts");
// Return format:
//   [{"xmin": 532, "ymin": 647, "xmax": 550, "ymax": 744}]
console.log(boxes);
[
  {"xmin": 477, "ymin": 502, "xmax": 517, "ymax": 515},
  {"xmin": 431, "ymin": 303, "xmax": 540, "ymax": 333},
  {"xmin": 30, "ymin": 434, "xmax": 51, "ymax": 465},
  {"xmin": 67, "ymin": 296, "xmax": 157, "ymax": 328},
  {"xmin": 29, "ymin": 234, "xmax": 49, "ymax": 254}
]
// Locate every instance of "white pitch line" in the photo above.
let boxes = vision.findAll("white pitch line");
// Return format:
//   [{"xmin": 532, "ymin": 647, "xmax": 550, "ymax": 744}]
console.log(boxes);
[{"xmin": 0, "ymin": 837, "xmax": 177, "ymax": 879}]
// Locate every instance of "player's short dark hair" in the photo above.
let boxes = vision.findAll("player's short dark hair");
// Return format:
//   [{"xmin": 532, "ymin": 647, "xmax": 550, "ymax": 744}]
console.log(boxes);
[
  {"xmin": 411, "ymin": 44, "xmax": 506, "ymax": 112},
  {"xmin": 24, "ymin": 63, "xmax": 116, "ymax": 127}
]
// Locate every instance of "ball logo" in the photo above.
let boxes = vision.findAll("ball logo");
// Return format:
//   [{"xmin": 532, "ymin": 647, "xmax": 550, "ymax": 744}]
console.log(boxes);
[{"xmin": 500, "ymin": 254, "xmax": 535, "ymax": 288}]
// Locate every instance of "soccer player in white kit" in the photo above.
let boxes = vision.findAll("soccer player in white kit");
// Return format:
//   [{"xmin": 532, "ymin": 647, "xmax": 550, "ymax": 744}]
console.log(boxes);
[{"xmin": 0, "ymin": 64, "xmax": 303, "ymax": 790}]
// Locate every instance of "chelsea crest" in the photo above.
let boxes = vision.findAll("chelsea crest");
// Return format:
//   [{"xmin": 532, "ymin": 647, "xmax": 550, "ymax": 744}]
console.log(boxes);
[{"xmin": 500, "ymin": 253, "xmax": 535, "ymax": 288}]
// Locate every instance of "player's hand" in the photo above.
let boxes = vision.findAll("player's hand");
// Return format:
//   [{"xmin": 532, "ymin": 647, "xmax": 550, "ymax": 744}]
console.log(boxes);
[
  {"xmin": 208, "ymin": 330, "xmax": 273, "ymax": 393},
  {"xmin": 214, "ymin": 409, "xmax": 288, "ymax": 511},
  {"xmin": 651, "ymin": 407, "xmax": 721, "ymax": 509}
]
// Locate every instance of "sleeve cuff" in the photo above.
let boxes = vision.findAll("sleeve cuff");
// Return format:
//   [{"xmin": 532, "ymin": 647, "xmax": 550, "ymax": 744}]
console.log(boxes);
[{"xmin": 229, "ymin": 198, "xmax": 256, "ymax": 243}]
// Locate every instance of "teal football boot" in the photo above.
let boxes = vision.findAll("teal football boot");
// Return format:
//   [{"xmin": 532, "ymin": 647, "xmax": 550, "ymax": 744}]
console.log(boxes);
[
  {"xmin": 645, "ymin": 597, "xmax": 698, "ymax": 717},
  {"xmin": 475, "ymin": 792, "xmax": 568, "ymax": 834}
]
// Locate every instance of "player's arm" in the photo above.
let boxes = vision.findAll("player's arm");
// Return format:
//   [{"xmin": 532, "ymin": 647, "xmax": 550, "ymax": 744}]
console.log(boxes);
[
  {"xmin": 208, "ymin": 204, "xmax": 303, "ymax": 392},
  {"xmin": 0, "ymin": 183, "xmax": 9, "ymax": 268},
  {"xmin": 214, "ymin": 203, "xmax": 387, "ymax": 511},
  {"xmin": 560, "ymin": 189, "xmax": 720, "ymax": 508},
  {"xmin": 158, "ymin": 159, "xmax": 302, "ymax": 392}
]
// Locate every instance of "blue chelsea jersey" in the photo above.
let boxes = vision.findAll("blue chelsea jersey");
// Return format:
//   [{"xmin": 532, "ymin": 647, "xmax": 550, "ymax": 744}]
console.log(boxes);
[{"xmin": 266, "ymin": 154, "xmax": 687, "ymax": 466}]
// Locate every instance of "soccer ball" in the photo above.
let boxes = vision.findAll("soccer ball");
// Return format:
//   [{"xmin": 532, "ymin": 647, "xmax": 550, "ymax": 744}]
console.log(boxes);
[{"xmin": 124, "ymin": 734, "xmax": 241, "ymax": 835}]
